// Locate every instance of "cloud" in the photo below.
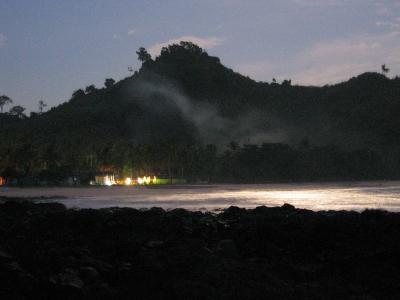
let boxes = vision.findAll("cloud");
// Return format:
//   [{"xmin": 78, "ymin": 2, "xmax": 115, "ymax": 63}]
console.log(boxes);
[
  {"xmin": 237, "ymin": 31, "xmax": 400, "ymax": 86},
  {"xmin": 374, "ymin": 1, "xmax": 400, "ymax": 16},
  {"xmin": 290, "ymin": 0, "xmax": 347, "ymax": 6},
  {"xmin": 127, "ymin": 29, "xmax": 136, "ymax": 36},
  {"xmin": 0, "ymin": 33, "xmax": 7, "ymax": 48},
  {"xmin": 148, "ymin": 35, "xmax": 224, "ymax": 57},
  {"xmin": 375, "ymin": 20, "xmax": 400, "ymax": 28}
]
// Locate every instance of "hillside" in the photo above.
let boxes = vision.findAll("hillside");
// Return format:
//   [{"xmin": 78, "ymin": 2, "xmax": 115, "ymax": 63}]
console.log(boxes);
[{"xmin": 1, "ymin": 42, "xmax": 400, "ymax": 183}]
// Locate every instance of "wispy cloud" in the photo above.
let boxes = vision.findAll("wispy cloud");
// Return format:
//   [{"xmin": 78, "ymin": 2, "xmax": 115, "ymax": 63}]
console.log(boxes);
[
  {"xmin": 375, "ymin": 20, "xmax": 400, "ymax": 28},
  {"xmin": 237, "ymin": 31, "xmax": 400, "ymax": 85},
  {"xmin": 148, "ymin": 35, "xmax": 224, "ymax": 57},
  {"xmin": 374, "ymin": 0, "xmax": 400, "ymax": 16},
  {"xmin": 0, "ymin": 33, "xmax": 7, "ymax": 48},
  {"xmin": 290, "ymin": 0, "xmax": 344, "ymax": 6},
  {"xmin": 127, "ymin": 29, "xmax": 136, "ymax": 36}
]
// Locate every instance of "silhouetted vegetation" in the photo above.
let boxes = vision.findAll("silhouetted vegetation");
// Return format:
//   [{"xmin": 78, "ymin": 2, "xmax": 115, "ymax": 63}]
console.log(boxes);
[
  {"xmin": 1, "ymin": 42, "xmax": 400, "ymax": 184},
  {"xmin": 0, "ymin": 95, "xmax": 12, "ymax": 113}
]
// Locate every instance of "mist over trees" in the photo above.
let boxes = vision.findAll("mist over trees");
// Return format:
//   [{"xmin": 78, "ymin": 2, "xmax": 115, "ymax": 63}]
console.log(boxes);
[{"xmin": 1, "ymin": 42, "xmax": 400, "ymax": 184}]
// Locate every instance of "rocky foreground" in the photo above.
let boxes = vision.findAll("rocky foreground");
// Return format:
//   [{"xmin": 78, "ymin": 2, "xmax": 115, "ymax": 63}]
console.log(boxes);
[{"xmin": 1, "ymin": 201, "xmax": 400, "ymax": 299}]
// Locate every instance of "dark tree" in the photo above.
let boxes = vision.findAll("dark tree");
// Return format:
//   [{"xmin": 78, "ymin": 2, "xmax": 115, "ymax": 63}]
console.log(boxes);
[
  {"xmin": 229, "ymin": 141, "xmax": 239, "ymax": 151},
  {"xmin": 30, "ymin": 112, "xmax": 39, "ymax": 118},
  {"xmin": 381, "ymin": 64, "xmax": 390, "ymax": 76},
  {"xmin": 9, "ymin": 105, "xmax": 26, "ymax": 119},
  {"xmin": 85, "ymin": 85, "xmax": 97, "ymax": 94},
  {"xmin": 38, "ymin": 100, "xmax": 47, "ymax": 114},
  {"xmin": 136, "ymin": 47, "xmax": 152, "ymax": 63},
  {"xmin": 282, "ymin": 79, "xmax": 292, "ymax": 86},
  {"xmin": 104, "ymin": 78, "xmax": 116, "ymax": 89},
  {"xmin": 71, "ymin": 89, "xmax": 85, "ymax": 99},
  {"xmin": 0, "ymin": 95, "xmax": 12, "ymax": 113}
]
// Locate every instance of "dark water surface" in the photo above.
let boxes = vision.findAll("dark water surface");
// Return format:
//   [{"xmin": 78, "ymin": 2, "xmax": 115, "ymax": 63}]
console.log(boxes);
[{"xmin": 2, "ymin": 181, "xmax": 400, "ymax": 211}]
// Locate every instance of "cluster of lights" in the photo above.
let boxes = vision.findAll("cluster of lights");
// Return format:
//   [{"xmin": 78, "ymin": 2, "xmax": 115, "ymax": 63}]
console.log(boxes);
[
  {"xmin": 94, "ymin": 175, "xmax": 157, "ymax": 186},
  {"xmin": 136, "ymin": 176, "xmax": 157, "ymax": 185}
]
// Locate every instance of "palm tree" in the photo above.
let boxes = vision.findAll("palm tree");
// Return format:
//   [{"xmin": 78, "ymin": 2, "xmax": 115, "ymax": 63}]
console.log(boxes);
[
  {"xmin": 0, "ymin": 95, "xmax": 12, "ymax": 113},
  {"xmin": 381, "ymin": 64, "xmax": 390, "ymax": 76},
  {"xmin": 38, "ymin": 100, "xmax": 47, "ymax": 114}
]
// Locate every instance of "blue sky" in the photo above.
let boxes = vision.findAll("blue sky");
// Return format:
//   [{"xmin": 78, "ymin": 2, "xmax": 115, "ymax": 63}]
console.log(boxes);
[{"xmin": 1, "ymin": 0, "xmax": 400, "ymax": 111}]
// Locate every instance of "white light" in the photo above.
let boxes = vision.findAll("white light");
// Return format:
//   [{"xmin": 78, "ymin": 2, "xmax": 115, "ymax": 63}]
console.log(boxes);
[{"xmin": 104, "ymin": 175, "xmax": 115, "ymax": 186}]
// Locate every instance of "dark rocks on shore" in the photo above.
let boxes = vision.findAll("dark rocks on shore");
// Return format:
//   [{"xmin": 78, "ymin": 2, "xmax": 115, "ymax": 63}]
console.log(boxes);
[{"xmin": 1, "ymin": 200, "xmax": 400, "ymax": 299}]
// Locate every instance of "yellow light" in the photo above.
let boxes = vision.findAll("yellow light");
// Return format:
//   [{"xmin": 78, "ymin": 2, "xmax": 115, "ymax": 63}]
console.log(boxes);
[
  {"xmin": 136, "ymin": 176, "xmax": 156, "ymax": 185},
  {"xmin": 125, "ymin": 177, "xmax": 132, "ymax": 185}
]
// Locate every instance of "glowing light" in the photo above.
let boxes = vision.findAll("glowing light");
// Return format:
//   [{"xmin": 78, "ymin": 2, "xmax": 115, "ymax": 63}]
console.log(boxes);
[
  {"xmin": 103, "ymin": 175, "xmax": 116, "ymax": 186},
  {"xmin": 136, "ymin": 176, "xmax": 156, "ymax": 185},
  {"xmin": 125, "ymin": 177, "xmax": 132, "ymax": 185},
  {"xmin": 104, "ymin": 178, "xmax": 112, "ymax": 186}
]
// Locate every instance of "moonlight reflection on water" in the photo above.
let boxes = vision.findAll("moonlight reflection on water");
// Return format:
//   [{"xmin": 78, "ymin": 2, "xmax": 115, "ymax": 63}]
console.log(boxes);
[{"xmin": 1, "ymin": 181, "xmax": 400, "ymax": 211}]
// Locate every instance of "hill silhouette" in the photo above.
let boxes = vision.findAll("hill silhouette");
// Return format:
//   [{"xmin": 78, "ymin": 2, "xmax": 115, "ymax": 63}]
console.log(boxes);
[{"xmin": 1, "ymin": 42, "xmax": 400, "ymax": 183}]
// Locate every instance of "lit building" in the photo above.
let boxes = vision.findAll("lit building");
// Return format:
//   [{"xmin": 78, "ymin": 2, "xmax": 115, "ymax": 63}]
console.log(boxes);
[{"xmin": 94, "ymin": 174, "xmax": 116, "ymax": 186}]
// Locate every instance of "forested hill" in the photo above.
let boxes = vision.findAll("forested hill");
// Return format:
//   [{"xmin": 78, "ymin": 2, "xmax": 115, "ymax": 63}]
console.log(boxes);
[{"xmin": 1, "ymin": 42, "xmax": 400, "ymax": 183}]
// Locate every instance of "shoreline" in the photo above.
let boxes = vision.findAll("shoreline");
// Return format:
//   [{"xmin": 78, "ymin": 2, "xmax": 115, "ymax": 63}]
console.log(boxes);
[
  {"xmin": 3, "ymin": 180, "xmax": 400, "ymax": 212},
  {"xmin": 2, "ymin": 177, "xmax": 400, "ymax": 188}
]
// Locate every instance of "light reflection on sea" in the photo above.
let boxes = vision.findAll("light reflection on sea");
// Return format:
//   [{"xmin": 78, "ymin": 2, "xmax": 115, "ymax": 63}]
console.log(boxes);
[{"xmin": 2, "ymin": 181, "xmax": 400, "ymax": 211}]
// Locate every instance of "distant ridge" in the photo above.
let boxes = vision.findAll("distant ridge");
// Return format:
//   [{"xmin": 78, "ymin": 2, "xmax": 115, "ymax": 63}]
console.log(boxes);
[{"xmin": 1, "ymin": 42, "xmax": 400, "ymax": 183}]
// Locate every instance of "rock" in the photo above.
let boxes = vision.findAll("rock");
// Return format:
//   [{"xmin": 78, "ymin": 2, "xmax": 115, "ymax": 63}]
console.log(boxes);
[
  {"xmin": 83, "ymin": 283, "xmax": 113, "ymax": 299},
  {"xmin": 173, "ymin": 280, "xmax": 217, "ymax": 300},
  {"xmin": 79, "ymin": 266, "xmax": 99, "ymax": 283},
  {"xmin": 147, "ymin": 240, "xmax": 164, "ymax": 248},
  {"xmin": 148, "ymin": 207, "xmax": 165, "ymax": 215},
  {"xmin": 36, "ymin": 202, "xmax": 67, "ymax": 212},
  {"xmin": 253, "ymin": 205, "xmax": 270, "ymax": 215},
  {"xmin": 0, "ymin": 249, "xmax": 13, "ymax": 261},
  {"xmin": 117, "ymin": 262, "xmax": 132, "ymax": 272},
  {"xmin": 281, "ymin": 203, "xmax": 296, "ymax": 211},
  {"xmin": 223, "ymin": 206, "xmax": 243, "ymax": 217},
  {"xmin": 50, "ymin": 268, "xmax": 84, "ymax": 289},
  {"xmin": 2, "ymin": 201, "xmax": 400, "ymax": 299},
  {"xmin": 217, "ymin": 239, "xmax": 238, "ymax": 259},
  {"xmin": 93, "ymin": 261, "xmax": 113, "ymax": 274},
  {"xmin": 2, "ymin": 260, "xmax": 36, "ymax": 288}
]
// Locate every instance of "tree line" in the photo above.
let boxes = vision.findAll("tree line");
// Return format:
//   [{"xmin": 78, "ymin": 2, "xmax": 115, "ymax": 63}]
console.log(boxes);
[{"xmin": 1, "ymin": 42, "xmax": 400, "ymax": 185}]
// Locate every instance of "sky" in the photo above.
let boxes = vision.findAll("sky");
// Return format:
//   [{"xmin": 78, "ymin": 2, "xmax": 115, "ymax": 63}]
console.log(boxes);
[{"xmin": 0, "ymin": 0, "xmax": 400, "ymax": 112}]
